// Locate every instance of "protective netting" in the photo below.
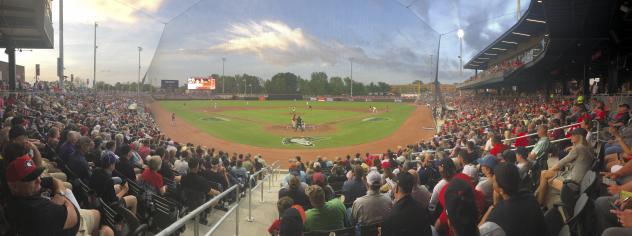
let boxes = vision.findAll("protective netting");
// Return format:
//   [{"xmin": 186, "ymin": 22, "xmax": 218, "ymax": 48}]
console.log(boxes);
[{"xmin": 145, "ymin": 0, "xmax": 529, "ymax": 91}]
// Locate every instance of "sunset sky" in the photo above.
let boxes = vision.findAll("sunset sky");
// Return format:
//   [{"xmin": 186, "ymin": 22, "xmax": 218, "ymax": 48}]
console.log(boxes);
[{"xmin": 1, "ymin": 0, "xmax": 530, "ymax": 85}]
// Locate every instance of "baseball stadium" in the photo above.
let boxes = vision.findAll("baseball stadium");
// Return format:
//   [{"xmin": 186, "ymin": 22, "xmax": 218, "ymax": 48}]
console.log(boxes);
[{"xmin": 1, "ymin": 0, "xmax": 632, "ymax": 236}]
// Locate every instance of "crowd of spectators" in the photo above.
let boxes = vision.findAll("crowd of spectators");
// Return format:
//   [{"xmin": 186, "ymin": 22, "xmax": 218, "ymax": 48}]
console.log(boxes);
[
  {"xmin": 0, "ymin": 92, "xmax": 270, "ymax": 235},
  {"xmin": 269, "ymin": 93, "xmax": 632, "ymax": 236},
  {"xmin": 2, "ymin": 89, "xmax": 632, "ymax": 236}
]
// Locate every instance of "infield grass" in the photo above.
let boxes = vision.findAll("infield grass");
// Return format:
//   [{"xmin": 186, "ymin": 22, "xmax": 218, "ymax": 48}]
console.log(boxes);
[{"xmin": 158, "ymin": 100, "xmax": 415, "ymax": 149}]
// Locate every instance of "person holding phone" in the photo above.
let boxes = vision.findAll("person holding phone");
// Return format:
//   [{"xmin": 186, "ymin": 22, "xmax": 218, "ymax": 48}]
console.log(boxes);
[
  {"xmin": 89, "ymin": 152, "xmax": 138, "ymax": 215},
  {"xmin": 5, "ymin": 155, "xmax": 113, "ymax": 236}
]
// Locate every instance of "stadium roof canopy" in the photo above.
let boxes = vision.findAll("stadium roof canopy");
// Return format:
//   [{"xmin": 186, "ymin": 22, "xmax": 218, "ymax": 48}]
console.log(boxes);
[
  {"xmin": 0, "ymin": 0, "xmax": 54, "ymax": 49},
  {"xmin": 464, "ymin": 0, "xmax": 546, "ymax": 70},
  {"xmin": 460, "ymin": 0, "xmax": 625, "ymax": 90}
]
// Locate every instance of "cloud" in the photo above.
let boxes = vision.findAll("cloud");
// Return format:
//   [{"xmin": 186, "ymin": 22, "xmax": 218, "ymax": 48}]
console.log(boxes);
[
  {"xmin": 62, "ymin": 0, "xmax": 165, "ymax": 24},
  {"xmin": 174, "ymin": 20, "xmax": 435, "ymax": 78}
]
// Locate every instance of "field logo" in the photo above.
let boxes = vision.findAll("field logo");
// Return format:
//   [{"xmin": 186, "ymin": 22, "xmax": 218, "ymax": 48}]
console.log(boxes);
[
  {"xmin": 281, "ymin": 137, "xmax": 327, "ymax": 147},
  {"xmin": 362, "ymin": 117, "xmax": 390, "ymax": 122}
]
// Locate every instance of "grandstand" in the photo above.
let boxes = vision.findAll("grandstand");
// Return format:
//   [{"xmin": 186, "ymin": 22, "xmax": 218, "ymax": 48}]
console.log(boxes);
[{"xmin": 0, "ymin": 0, "xmax": 632, "ymax": 236}]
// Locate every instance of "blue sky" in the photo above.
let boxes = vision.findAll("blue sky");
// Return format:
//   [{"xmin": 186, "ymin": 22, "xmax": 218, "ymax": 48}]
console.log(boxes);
[{"xmin": 1, "ymin": 0, "xmax": 531, "ymax": 86}]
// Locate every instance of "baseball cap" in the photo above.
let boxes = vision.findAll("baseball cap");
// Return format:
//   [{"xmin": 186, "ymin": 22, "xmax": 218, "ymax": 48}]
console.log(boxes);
[
  {"xmin": 312, "ymin": 172, "xmax": 325, "ymax": 185},
  {"xmin": 6, "ymin": 155, "xmax": 45, "ymax": 182},
  {"xmin": 479, "ymin": 156, "xmax": 497, "ymax": 170},
  {"xmin": 381, "ymin": 161, "xmax": 391, "ymax": 170},
  {"xmin": 9, "ymin": 125, "xmax": 26, "ymax": 140},
  {"xmin": 570, "ymin": 128, "xmax": 587, "ymax": 137},
  {"xmin": 366, "ymin": 170, "xmax": 381, "ymax": 185}
]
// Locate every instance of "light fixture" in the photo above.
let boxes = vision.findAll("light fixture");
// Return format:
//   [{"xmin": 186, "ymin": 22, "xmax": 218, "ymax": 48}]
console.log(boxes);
[
  {"xmin": 484, "ymin": 53, "xmax": 498, "ymax": 56},
  {"xmin": 512, "ymin": 32, "xmax": 531, "ymax": 37},
  {"xmin": 526, "ymin": 18, "xmax": 547, "ymax": 24},
  {"xmin": 537, "ymin": 0, "xmax": 542, "ymax": 3},
  {"xmin": 457, "ymin": 29, "xmax": 465, "ymax": 38},
  {"xmin": 501, "ymin": 40, "xmax": 519, "ymax": 44},
  {"xmin": 491, "ymin": 47, "xmax": 507, "ymax": 51}
]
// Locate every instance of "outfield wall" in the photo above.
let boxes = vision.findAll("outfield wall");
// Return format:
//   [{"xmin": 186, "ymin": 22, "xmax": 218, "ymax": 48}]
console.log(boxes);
[{"xmin": 151, "ymin": 93, "xmax": 417, "ymax": 102}]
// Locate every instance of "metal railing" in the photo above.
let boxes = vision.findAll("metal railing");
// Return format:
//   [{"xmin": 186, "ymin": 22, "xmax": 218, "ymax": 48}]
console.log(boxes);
[
  {"xmin": 154, "ymin": 161, "xmax": 280, "ymax": 236},
  {"xmin": 502, "ymin": 120, "xmax": 600, "ymax": 143},
  {"xmin": 268, "ymin": 161, "xmax": 280, "ymax": 193},
  {"xmin": 246, "ymin": 160, "xmax": 280, "ymax": 222},
  {"xmin": 502, "ymin": 122, "xmax": 582, "ymax": 143},
  {"xmin": 155, "ymin": 184, "xmax": 240, "ymax": 236},
  {"xmin": 246, "ymin": 168, "xmax": 268, "ymax": 222}
]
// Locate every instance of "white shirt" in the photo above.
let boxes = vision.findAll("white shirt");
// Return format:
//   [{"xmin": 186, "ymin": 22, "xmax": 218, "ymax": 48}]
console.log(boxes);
[
  {"xmin": 429, "ymin": 179, "xmax": 448, "ymax": 211},
  {"xmin": 479, "ymin": 222, "xmax": 506, "ymax": 236}
]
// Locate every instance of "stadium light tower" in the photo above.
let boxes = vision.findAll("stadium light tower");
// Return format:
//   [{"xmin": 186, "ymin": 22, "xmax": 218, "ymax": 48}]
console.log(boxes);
[
  {"xmin": 222, "ymin": 57, "xmax": 226, "ymax": 93},
  {"xmin": 433, "ymin": 28, "xmax": 463, "ymax": 114},
  {"xmin": 457, "ymin": 29, "xmax": 464, "ymax": 76},
  {"xmin": 137, "ymin": 46, "xmax": 142, "ymax": 99},
  {"xmin": 349, "ymin": 57, "xmax": 353, "ymax": 98},
  {"xmin": 58, "ymin": 0, "xmax": 64, "ymax": 91},
  {"xmin": 93, "ymin": 22, "xmax": 98, "ymax": 91}
]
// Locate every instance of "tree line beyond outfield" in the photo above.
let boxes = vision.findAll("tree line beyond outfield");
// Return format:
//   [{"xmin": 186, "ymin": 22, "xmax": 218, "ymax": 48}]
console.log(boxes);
[{"xmin": 94, "ymin": 72, "xmax": 425, "ymax": 96}]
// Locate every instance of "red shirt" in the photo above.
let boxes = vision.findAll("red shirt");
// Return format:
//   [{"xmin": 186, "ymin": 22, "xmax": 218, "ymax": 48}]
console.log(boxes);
[
  {"xmin": 138, "ymin": 146, "xmax": 151, "ymax": 160},
  {"xmin": 438, "ymin": 173, "xmax": 485, "ymax": 236},
  {"xmin": 514, "ymin": 132, "xmax": 529, "ymax": 147},
  {"xmin": 593, "ymin": 108, "xmax": 605, "ymax": 121},
  {"xmin": 490, "ymin": 143, "xmax": 505, "ymax": 156},
  {"xmin": 267, "ymin": 204, "xmax": 305, "ymax": 234},
  {"xmin": 141, "ymin": 168, "xmax": 164, "ymax": 191}
]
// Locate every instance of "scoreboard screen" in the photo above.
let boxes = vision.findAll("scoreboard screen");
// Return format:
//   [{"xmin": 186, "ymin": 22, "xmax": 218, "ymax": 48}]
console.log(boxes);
[{"xmin": 187, "ymin": 77, "xmax": 216, "ymax": 90}]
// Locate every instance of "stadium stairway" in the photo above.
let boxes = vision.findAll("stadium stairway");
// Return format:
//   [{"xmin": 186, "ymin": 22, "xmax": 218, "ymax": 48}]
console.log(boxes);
[{"xmin": 180, "ymin": 172, "xmax": 286, "ymax": 236}]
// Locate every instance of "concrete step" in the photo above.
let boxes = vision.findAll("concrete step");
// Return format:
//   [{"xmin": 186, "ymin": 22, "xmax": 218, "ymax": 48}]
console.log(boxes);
[{"xmin": 180, "ymin": 175, "xmax": 283, "ymax": 236}]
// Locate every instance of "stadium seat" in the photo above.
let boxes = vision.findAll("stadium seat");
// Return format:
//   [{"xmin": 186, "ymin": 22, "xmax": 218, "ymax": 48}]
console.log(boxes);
[
  {"xmin": 550, "ymin": 193, "xmax": 596, "ymax": 236},
  {"xmin": 579, "ymin": 171, "xmax": 597, "ymax": 197},
  {"xmin": 97, "ymin": 198, "xmax": 150, "ymax": 236},
  {"xmin": 359, "ymin": 222, "xmax": 381, "ymax": 236},
  {"xmin": 305, "ymin": 227, "xmax": 355, "ymax": 236}
]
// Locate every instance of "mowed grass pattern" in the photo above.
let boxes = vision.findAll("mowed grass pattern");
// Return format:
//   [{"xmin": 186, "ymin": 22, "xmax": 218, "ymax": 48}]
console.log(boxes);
[{"xmin": 158, "ymin": 100, "xmax": 415, "ymax": 149}]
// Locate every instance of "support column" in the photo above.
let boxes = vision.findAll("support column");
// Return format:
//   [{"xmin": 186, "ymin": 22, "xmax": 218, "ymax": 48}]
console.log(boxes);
[
  {"xmin": 561, "ymin": 78, "xmax": 568, "ymax": 95},
  {"xmin": 544, "ymin": 80, "xmax": 551, "ymax": 102},
  {"xmin": 5, "ymin": 47, "xmax": 16, "ymax": 91},
  {"xmin": 583, "ymin": 61, "xmax": 590, "ymax": 100},
  {"xmin": 608, "ymin": 55, "xmax": 619, "ymax": 94}
]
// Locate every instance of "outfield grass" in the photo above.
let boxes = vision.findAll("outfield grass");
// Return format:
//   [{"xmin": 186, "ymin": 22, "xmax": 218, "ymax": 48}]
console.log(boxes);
[{"xmin": 158, "ymin": 100, "xmax": 414, "ymax": 149}]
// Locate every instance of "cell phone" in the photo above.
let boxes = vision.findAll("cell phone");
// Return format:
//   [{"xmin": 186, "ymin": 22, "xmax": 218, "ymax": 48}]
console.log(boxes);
[
  {"xmin": 610, "ymin": 200, "xmax": 620, "ymax": 210},
  {"xmin": 40, "ymin": 176, "xmax": 54, "ymax": 189}
]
